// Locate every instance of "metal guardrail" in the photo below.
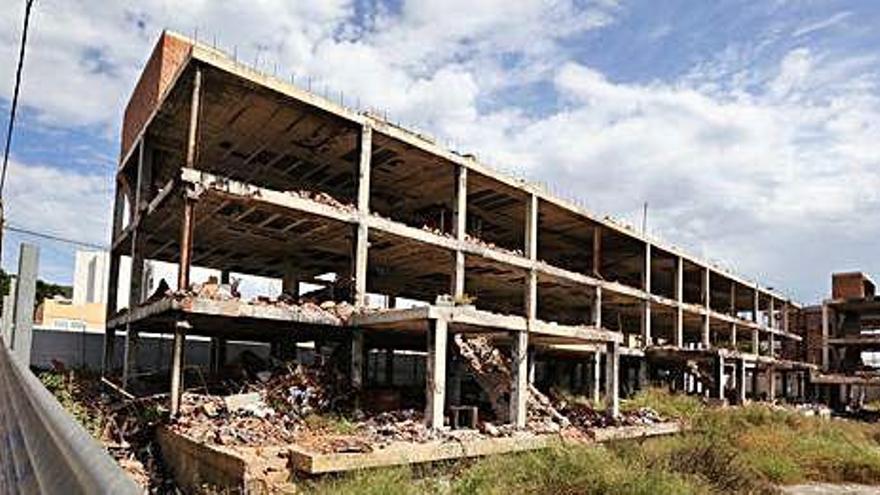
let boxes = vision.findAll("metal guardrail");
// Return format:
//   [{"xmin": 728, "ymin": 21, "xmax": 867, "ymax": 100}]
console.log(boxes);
[{"xmin": 0, "ymin": 341, "xmax": 141, "ymax": 494}]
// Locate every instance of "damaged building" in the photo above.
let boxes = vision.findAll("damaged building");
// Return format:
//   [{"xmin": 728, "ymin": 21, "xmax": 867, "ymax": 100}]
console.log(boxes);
[{"xmin": 101, "ymin": 31, "xmax": 825, "ymax": 470}]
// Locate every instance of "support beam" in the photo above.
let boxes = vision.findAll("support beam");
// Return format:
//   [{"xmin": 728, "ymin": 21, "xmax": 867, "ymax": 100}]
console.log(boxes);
[
  {"xmin": 282, "ymin": 259, "xmax": 300, "ymax": 298},
  {"xmin": 734, "ymin": 359, "xmax": 746, "ymax": 405},
  {"xmin": 675, "ymin": 256, "xmax": 684, "ymax": 347},
  {"xmin": 102, "ymin": 252, "xmax": 121, "ymax": 375},
  {"xmin": 11, "ymin": 244, "xmax": 38, "ymax": 366},
  {"xmin": 752, "ymin": 328, "xmax": 760, "ymax": 356},
  {"xmin": 769, "ymin": 298, "xmax": 776, "ymax": 330},
  {"xmin": 767, "ymin": 366, "xmax": 776, "ymax": 402},
  {"xmin": 353, "ymin": 123, "xmax": 372, "ymax": 307},
  {"xmin": 593, "ymin": 286, "xmax": 602, "ymax": 329},
  {"xmin": 713, "ymin": 354, "xmax": 725, "ymax": 400},
  {"xmin": 524, "ymin": 193, "xmax": 538, "ymax": 322},
  {"xmin": 642, "ymin": 243, "xmax": 652, "ymax": 347},
  {"xmin": 170, "ymin": 320, "xmax": 188, "ymax": 416},
  {"xmin": 452, "ymin": 164, "xmax": 467, "ymax": 298},
  {"xmin": 605, "ymin": 341, "xmax": 620, "ymax": 418},
  {"xmin": 702, "ymin": 267, "xmax": 711, "ymax": 348},
  {"xmin": 592, "ymin": 226, "xmax": 602, "ymax": 278},
  {"xmin": 351, "ymin": 329, "xmax": 365, "ymax": 395},
  {"xmin": 178, "ymin": 194, "xmax": 196, "ymax": 291},
  {"xmin": 353, "ymin": 224, "xmax": 368, "ymax": 306},
  {"xmin": 590, "ymin": 352, "xmax": 601, "ymax": 404},
  {"xmin": 510, "ymin": 330, "xmax": 529, "ymax": 428},
  {"xmin": 821, "ymin": 304, "xmax": 830, "ymax": 371},
  {"xmin": 426, "ymin": 318, "xmax": 448, "ymax": 429}
]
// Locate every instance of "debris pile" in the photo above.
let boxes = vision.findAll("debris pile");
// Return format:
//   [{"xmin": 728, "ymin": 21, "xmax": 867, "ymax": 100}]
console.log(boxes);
[
  {"xmin": 464, "ymin": 233, "xmax": 525, "ymax": 257},
  {"xmin": 287, "ymin": 188, "xmax": 356, "ymax": 213}
]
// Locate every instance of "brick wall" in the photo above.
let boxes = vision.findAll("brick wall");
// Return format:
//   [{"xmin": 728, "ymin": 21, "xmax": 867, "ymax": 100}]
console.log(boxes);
[
  {"xmin": 832, "ymin": 272, "xmax": 875, "ymax": 299},
  {"xmin": 794, "ymin": 305, "xmax": 823, "ymax": 365},
  {"xmin": 120, "ymin": 32, "xmax": 192, "ymax": 160}
]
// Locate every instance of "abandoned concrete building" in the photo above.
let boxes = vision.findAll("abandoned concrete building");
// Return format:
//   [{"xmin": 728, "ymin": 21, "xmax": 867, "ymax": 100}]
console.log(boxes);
[{"xmin": 102, "ymin": 31, "xmax": 840, "ymax": 437}]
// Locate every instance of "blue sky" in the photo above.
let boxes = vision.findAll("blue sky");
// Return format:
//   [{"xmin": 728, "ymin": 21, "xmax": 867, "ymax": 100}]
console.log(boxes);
[{"xmin": 0, "ymin": 0, "xmax": 878, "ymax": 304}]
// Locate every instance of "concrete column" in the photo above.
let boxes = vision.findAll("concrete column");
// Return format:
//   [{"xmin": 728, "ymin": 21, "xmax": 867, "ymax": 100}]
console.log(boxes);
[
  {"xmin": 769, "ymin": 298, "xmax": 776, "ymax": 329},
  {"xmin": 767, "ymin": 367, "xmax": 776, "ymax": 402},
  {"xmin": 702, "ymin": 267, "xmax": 711, "ymax": 348},
  {"xmin": 750, "ymin": 367, "xmax": 760, "ymax": 399},
  {"xmin": 525, "ymin": 270, "xmax": 537, "ymax": 322},
  {"xmin": 605, "ymin": 341, "xmax": 620, "ymax": 417},
  {"xmin": 282, "ymin": 259, "xmax": 300, "ymax": 298},
  {"xmin": 353, "ymin": 224, "xmax": 369, "ymax": 306},
  {"xmin": 426, "ymin": 318, "xmax": 448, "ymax": 429},
  {"xmin": 592, "ymin": 226, "xmax": 602, "ymax": 277},
  {"xmin": 353, "ymin": 123, "xmax": 372, "ymax": 307},
  {"xmin": 752, "ymin": 329, "xmax": 760, "ymax": 356},
  {"xmin": 781, "ymin": 371, "xmax": 789, "ymax": 402},
  {"xmin": 734, "ymin": 359, "xmax": 747, "ymax": 405},
  {"xmin": 593, "ymin": 286, "xmax": 602, "ymax": 328},
  {"xmin": 783, "ymin": 301, "xmax": 790, "ymax": 334},
  {"xmin": 637, "ymin": 359, "xmax": 648, "ymax": 391},
  {"xmin": 2, "ymin": 278, "xmax": 16, "ymax": 347},
  {"xmin": 527, "ymin": 348, "xmax": 536, "ymax": 384},
  {"xmin": 591, "ymin": 351, "xmax": 601, "ymax": 404},
  {"xmin": 102, "ymin": 252, "xmax": 121, "ymax": 374},
  {"xmin": 769, "ymin": 332, "xmax": 776, "ymax": 359},
  {"xmin": 351, "ymin": 329, "xmax": 365, "ymax": 392},
  {"xmin": 675, "ymin": 256, "xmax": 684, "ymax": 347},
  {"xmin": 178, "ymin": 194, "xmax": 196, "ymax": 292},
  {"xmin": 452, "ymin": 165, "xmax": 467, "ymax": 298},
  {"xmin": 821, "ymin": 304, "xmax": 830, "ymax": 371},
  {"xmin": 642, "ymin": 243, "xmax": 652, "ymax": 347},
  {"xmin": 123, "ymin": 230, "xmax": 146, "ymax": 388},
  {"xmin": 510, "ymin": 330, "xmax": 529, "ymax": 428},
  {"xmin": 11, "ymin": 244, "xmax": 38, "ymax": 366},
  {"xmin": 730, "ymin": 324, "xmax": 737, "ymax": 350},
  {"xmin": 713, "ymin": 353, "xmax": 725, "ymax": 400},
  {"xmin": 170, "ymin": 319, "xmax": 189, "ymax": 416},
  {"xmin": 752, "ymin": 287, "xmax": 760, "ymax": 323}
]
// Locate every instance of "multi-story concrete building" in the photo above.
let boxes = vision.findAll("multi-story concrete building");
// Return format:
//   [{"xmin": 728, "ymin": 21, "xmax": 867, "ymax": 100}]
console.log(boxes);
[{"xmin": 102, "ymin": 31, "xmax": 814, "ymax": 425}]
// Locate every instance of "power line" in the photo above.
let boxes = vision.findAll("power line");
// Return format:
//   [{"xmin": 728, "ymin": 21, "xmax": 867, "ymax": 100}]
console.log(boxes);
[
  {"xmin": 4, "ymin": 224, "xmax": 107, "ymax": 251},
  {"xmin": 1, "ymin": 0, "xmax": 36, "ymax": 196}
]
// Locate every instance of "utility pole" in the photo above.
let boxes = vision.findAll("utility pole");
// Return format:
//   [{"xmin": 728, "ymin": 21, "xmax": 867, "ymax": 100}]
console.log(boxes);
[{"xmin": 0, "ymin": 0, "xmax": 37, "ymax": 271}]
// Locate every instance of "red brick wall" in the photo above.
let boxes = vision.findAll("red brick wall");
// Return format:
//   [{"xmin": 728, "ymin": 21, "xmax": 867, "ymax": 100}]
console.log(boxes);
[
  {"xmin": 794, "ymin": 305, "xmax": 823, "ymax": 365},
  {"xmin": 832, "ymin": 272, "xmax": 871, "ymax": 299},
  {"xmin": 120, "ymin": 32, "xmax": 192, "ymax": 160}
]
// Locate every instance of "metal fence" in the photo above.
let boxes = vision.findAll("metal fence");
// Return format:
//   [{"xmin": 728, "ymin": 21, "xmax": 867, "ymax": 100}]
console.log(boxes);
[{"xmin": 0, "ymin": 243, "xmax": 140, "ymax": 494}]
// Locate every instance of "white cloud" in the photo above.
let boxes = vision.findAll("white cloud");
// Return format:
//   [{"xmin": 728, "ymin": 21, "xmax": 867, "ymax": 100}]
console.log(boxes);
[{"xmin": 1, "ymin": 1, "xmax": 879, "ymax": 302}]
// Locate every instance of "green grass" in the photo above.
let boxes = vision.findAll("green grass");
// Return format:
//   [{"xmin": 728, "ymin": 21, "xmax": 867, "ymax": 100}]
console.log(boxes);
[{"xmin": 621, "ymin": 387, "xmax": 703, "ymax": 421}]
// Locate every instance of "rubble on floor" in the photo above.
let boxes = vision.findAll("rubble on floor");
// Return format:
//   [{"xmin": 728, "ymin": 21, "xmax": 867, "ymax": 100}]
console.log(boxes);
[
  {"xmin": 155, "ymin": 277, "xmax": 374, "ymax": 324},
  {"xmin": 464, "ymin": 233, "xmax": 525, "ymax": 257},
  {"xmin": 287, "ymin": 188, "xmax": 356, "ymax": 213}
]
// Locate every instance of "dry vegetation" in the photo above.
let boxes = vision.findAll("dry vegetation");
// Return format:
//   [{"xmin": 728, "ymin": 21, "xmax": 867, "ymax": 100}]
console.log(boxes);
[{"xmin": 303, "ymin": 389, "xmax": 880, "ymax": 495}]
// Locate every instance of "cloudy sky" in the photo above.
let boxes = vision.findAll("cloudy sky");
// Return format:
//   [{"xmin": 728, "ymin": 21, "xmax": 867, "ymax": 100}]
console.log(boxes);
[{"xmin": 0, "ymin": 0, "xmax": 878, "ymax": 304}]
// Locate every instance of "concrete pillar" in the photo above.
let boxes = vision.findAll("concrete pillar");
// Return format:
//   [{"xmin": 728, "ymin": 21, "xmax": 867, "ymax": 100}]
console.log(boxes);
[
  {"xmin": 592, "ymin": 226, "xmax": 602, "ymax": 278},
  {"xmin": 353, "ymin": 123, "xmax": 372, "ymax": 307},
  {"xmin": 591, "ymin": 351, "xmax": 601, "ymax": 404},
  {"xmin": 170, "ymin": 320, "xmax": 188, "ymax": 416},
  {"xmin": 282, "ymin": 259, "xmax": 300, "ymax": 298},
  {"xmin": 751, "ymin": 367, "xmax": 760, "ymax": 399},
  {"xmin": 351, "ymin": 329, "xmax": 364, "ymax": 392},
  {"xmin": 11, "ymin": 244, "xmax": 38, "ymax": 366},
  {"xmin": 637, "ymin": 359, "xmax": 648, "ymax": 391},
  {"xmin": 675, "ymin": 256, "xmax": 684, "ymax": 347},
  {"xmin": 593, "ymin": 286, "xmax": 602, "ymax": 328},
  {"xmin": 713, "ymin": 353, "xmax": 725, "ymax": 400},
  {"xmin": 752, "ymin": 329, "xmax": 760, "ymax": 356},
  {"xmin": 767, "ymin": 367, "xmax": 776, "ymax": 402},
  {"xmin": 642, "ymin": 243, "xmax": 652, "ymax": 347},
  {"xmin": 123, "ymin": 230, "xmax": 146, "ymax": 388},
  {"xmin": 527, "ymin": 348, "xmax": 536, "ymax": 384},
  {"xmin": 821, "ymin": 304, "xmax": 830, "ymax": 371},
  {"xmin": 2, "ymin": 278, "xmax": 16, "ymax": 347},
  {"xmin": 524, "ymin": 194, "xmax": 538, "ymax": 321},
  {"xmin": 426, "ymin": 318, "xmax": 448, "ymax": 429},
  {"xmin": 452, "ymin": 165, "xmax": 467, "ymax": 299},
  {"xmin": 769, "ymin": 298, "xmax": 776, "ymax": 329},
  {"xmin": 769, "ymin": 332, "xmax": 776, "ymax": 359},
  {"xmin": 734, "ymin": 359, "xmax": 746, "ymax": 405},
  {"xmin": 510, "ymin": 330, "xmax": 529, "ymax": 428},
  {"xmin": 702, "ymin": 268, "xmax": 711, "ymax": 348},
  {"xmin": 781, "ymin": 371, "xmax": 789, "ymax": 402},
  {"xmin": 102, "ymin": 252, "xmax": 121, "ymax": 374},
  {"xmin": 605, "ymin": 341, "xmax": 620, "ymax": 417}
]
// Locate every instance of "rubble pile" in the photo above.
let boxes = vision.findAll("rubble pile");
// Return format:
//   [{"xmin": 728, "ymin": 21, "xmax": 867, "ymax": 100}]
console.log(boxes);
[
  {"xmin": 464, "ymin": 233, "xmax": 525, "ymax": 257},
  {"xmin": 156, "ymin": 277, "xmax": 374, "ymax": 325},
  {"xmin": 287, "ymin": 188, "xmax": 356, "ymax": 213}
]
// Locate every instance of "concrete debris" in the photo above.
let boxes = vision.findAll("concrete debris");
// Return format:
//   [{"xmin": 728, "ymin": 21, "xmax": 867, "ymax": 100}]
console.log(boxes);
[
  {"xmin": 287, "ymin": 188, "xmax": 356, "ymax": 213},
  {"xmin": 464, "ymin": 233, "xmax": 525, "ymax": 257}
]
